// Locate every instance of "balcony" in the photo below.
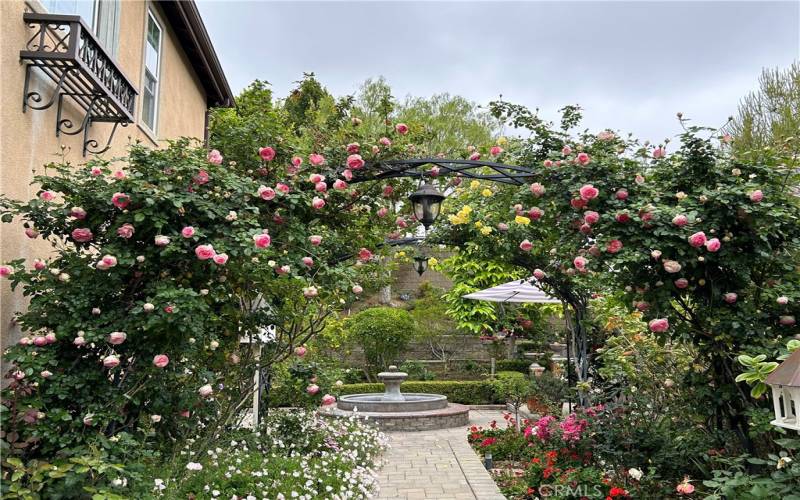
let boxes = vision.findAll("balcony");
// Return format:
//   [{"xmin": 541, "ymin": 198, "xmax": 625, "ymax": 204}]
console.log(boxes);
[{"xmin": 20, "ymin": 13, "xmax": 138, "ymax": 155}]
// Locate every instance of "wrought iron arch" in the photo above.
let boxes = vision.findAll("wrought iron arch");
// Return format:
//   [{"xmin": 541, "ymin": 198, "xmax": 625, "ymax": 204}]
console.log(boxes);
[{"xmin": 346, "ymin": 158, "xmax": 535, "ymax": 185}]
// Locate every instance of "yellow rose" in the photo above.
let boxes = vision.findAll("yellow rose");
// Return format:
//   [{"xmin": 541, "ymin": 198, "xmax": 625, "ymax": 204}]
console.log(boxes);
[
  {"xmin": 481, "ymin": 188, "xmax": 493, "ymax": 197},
  {"xmin": 428, "ymin": 257, "xmax": 439, "ymax": 267},
  {"xmin": 497, "ymin": 136, "xmax": 508, "ymax": 146},
  {"xmin": 474, "ymin": 221, "xmax": 484, "ymax": 228},
  {"xmin": 480, "ymin": 226, "xmax": 492, "ymax": 235},
  {"xmin": 461, "ymin": 205, "xmax": 473, "ymax": 214},
  {"xmin": 515, "ymin": 215, "xmax": 531, "ymax": 225},
  {"xmin": 470, "ymin": 180, "xmax": 481, "ymax": 190}
]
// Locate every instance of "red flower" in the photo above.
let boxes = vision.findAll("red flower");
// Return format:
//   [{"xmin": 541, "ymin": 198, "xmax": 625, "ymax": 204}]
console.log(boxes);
[
  {"xmin": 609, "ymin": 487, "xmax": 627, "ymax": 497},
  {"xmin": 479, "ymin": 437, "xmax": 496, "ymax": 447}
]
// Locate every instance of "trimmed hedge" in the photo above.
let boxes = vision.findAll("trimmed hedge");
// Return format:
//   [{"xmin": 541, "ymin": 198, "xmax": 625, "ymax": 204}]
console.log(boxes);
[
  {"xmin": 495, "ymin": 359, "xmax": 532, "ymax": 374},
  {"xmin": 268, "ymin": 380, "xmax": 504, "ymax": 407}
]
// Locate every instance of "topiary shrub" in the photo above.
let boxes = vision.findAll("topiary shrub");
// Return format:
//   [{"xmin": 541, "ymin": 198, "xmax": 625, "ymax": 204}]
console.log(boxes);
[{"xmin": 346, "ymin": 307, "xmax": 418, "ymax": 375}]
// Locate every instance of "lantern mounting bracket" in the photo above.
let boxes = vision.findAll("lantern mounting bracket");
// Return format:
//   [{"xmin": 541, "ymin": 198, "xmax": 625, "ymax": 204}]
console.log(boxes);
[{"xmin": 346, "ymin": 158, "xmax": 534, "ymax": 186}]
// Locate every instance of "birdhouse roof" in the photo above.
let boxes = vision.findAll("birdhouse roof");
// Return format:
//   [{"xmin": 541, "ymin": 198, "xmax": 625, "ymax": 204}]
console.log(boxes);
[{"xmin": 766, "ymin": 349, "xmax": 800, "ymax": 387}]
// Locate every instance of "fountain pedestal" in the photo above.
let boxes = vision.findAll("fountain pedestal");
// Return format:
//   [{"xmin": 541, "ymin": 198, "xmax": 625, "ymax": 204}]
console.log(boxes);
[{"xmin": 378, "ymin": 365, "xmax": 406, "ymax": 401}]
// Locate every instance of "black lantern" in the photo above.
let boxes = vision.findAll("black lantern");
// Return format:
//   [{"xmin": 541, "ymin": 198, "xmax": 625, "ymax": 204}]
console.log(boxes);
[
  {"xmin": 408, "ymin": 181, "xmax": 445, "ymax": 229},
  {"xmin": 413, "ymin": 255, "xmax": 429, "ymax": 276}
]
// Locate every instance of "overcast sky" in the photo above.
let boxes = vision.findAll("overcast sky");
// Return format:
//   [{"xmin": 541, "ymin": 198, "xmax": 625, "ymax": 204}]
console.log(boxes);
[{"xmin": 196, "ymin": 1, "xmax": 799, "ymax": 143}]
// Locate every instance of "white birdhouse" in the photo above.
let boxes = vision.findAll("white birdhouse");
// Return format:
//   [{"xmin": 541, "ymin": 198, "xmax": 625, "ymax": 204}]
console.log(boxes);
[{"xmin": 766, "ymin": 349, "xmax": 800, "ymax": 432}]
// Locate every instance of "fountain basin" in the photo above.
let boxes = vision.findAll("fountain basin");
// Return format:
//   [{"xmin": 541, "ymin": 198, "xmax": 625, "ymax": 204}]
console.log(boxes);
[
  {"xmin": 322, "ymin": 402, "xmax": 469, "ymax": 432},
  {"xmin": 337, "ymin": 393, "xmax": 447, "ymax": 412}
]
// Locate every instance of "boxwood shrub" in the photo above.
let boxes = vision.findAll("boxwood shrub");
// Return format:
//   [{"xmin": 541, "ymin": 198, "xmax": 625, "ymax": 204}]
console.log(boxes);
[{"xmin": 495, "ymin": 359, "xmax": 533, "ymax": 374}]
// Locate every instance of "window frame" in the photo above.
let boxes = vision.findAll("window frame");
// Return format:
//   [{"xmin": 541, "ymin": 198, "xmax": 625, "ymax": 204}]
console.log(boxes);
[{"xmin": 139, "ymin": 7, "xmax": 163, "ymax": 135}]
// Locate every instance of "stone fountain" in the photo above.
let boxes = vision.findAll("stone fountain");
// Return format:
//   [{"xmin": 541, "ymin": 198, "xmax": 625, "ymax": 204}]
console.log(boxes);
[{"xmin": 324, "ymin": 366, "xmax": 469, "ymax": 431}]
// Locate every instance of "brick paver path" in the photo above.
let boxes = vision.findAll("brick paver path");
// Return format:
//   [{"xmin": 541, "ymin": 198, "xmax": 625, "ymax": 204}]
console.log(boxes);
[{"xmin": 375, "ymin": 409, "xmax": 506, "ymax": 500}]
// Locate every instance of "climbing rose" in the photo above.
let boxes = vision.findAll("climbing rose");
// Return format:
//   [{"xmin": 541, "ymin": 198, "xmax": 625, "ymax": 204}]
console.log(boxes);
[
  {"xmin": 379, "ymin": 137, "xmax": 391, "ymax": 146},
  {"xmin": 309, "ymin": 153, "xmax": 325, "ymax": 166},
  {"xmin": 309, "ymin": 235, "xmax": 322, "ymax": 246},
  {"xmin": 117, "ymin": 224, "xmax": 135, "ymax": 239},
  {"xmin": 195, "ymin": 245, "xmax": 215, "ymax": 260},
  {"xmin": 530, "ymin": 183, "xmax": 545, "ymax": 196},
  {"xmin": 213, "ymin": 253, "xmax": 228, "ymax": 265},
  {"xmin": 519, "ymin": 239, "xmax": 533, "ymax": 252},
  {"xmin": 576, "ymin": 152, "xmax": 590, "ymax": 165},
  {"xmin": 723, "ymin": 292, "xmax": 738, "ymax": 304},
  {"xmin": 490, "ymin": 145, "xmax": 503, "ymax": 156},
  {"xmin": 73, "ymin": 336, "xmax": 86, "ymax": 346},
  {"xmin": 97, "ymin": 255, "xmax": 117, "ymax": 270},
  {"xmin": 277, "ymin": 265, "xmax": 290, "ymax": 275},
  {"xmin": 41, "ymin": 370, "xmax": 53, "ymax": 378},
  {"xmin": 315, "ymin": 182, "xmax": 327, "ymax": 193},
  {"xmin": 382, "ymin": 185, "xmax": 394, "ymax": 197},
  {"xmin": 198, "ymin": 384, "xmax": 213, "ymax": 398},
  {"xmin": 705, "ymin": 238, "xmax": 721, "ymax": 252},
  {"xmin": 562, "ymin": 145, "xmax": 572, "ymax": 155},
  {"xmin": 90, "ymin": 166, "xmax": 102, "ymax": 176},
  {"xmin": 103, "ymin": 355, "xmax": 120, "ymax": 369},
  {"xmin": 34, "ymin": 336, "xmax": 47, "ymax": 346},
  {"xmin": 33, "ymin": 259, "xmax": 46, "ymax": 270},
  {"xmin": 607, "ymin": 239, "xmax": 623, "ymax": 253},
  {"xmin": 70, "ymin": 207, "xmax": 87, "ymax": 219},
  {"xmin": 674, "ymin": 278, "xmax": 689, "ymax": 289},
  {"xmin": 258, "ymin": 146, "xmax": 276, "ymax": 161},
  {"xmin": 676, "ymin": 480, "xmax": 695, "ymax": 495},
  {"xmin": 615, "ymin": 212, "xmax": 631, "ymax": 223},
  {"xmin": 346, "ymin": 142, "xmax": 360, "ymax": 153},
  {"xmin": 777, "ymin": 296, "xmax": 789, "ymax": 305},
  {"xmin": 583, "ymin": 211, "xmax": 600, "ymax": 225},
  {"xmin": 377, "ymin": 207, "xmax": 389, "ymax": 218},
  {"xmin": 533, "ymin": 269, "xmax": 546, "ymax": 280},
  {"xmin": 396, "ymin": 217, "xmax": 408, "ymax": 228},
  {"xmin": 653, "ymin": 147, "xmax": 666, "ymax": 158},
  {"xmin": 358, "ymin": 248, "xmax": 373, "ymax": 262},
  {"xmin": 154, "ymin": 235, "xmax": 170, "ymax": 246},
  {"xmin": 579, "ymin": 184, "xmax": 599, "ymax": 201},
  {"xmin": 663, "ymin": 260, "xmax": 682, "ymax": 273},
  {"xmin": 688, "ymin": 231, "xmax": 707, "ymax": 248},
  {"xmin": 543, "ymin": 159, "xmax": 553, "ymax": 167},
  {"xmin": 528, "ymin": 207, "xmax": 544, "ymax": 220},
  {"xmin": 253, "ymin": 233, "xmax": 271, "ymax": 248},
  {"xmin": 672, "ymin": 214, "xmax": 688, "ymax": 227},
  {"xmin": 573, "ymin": 256, "xmax": 588, "ymax": 270},
  {"xmin": 651, "ymin": 250, "xmax": 662, "ymax": 259},
  {"xmin": 308, "ymin": 173, "xmax": 324, "ymax": 184},
  {"xmin": 347, "ymin": 154, "xmax": 365, "ymax": 169},
  {"xmin": 352, "ymin": 284, "xmax": 363, "ymax": 294},
  {"xmin": 303, "ymin": 286, "xmax": 318, "ymax": 298},
  {"xmin": 469, "ymin": 152, "xmax": 481, "ymax": 161},
  {"xmin": 207, "ymin": 149, "xmax": 223, "ymax": 165},
  {"xmin": 395, "ymin": 123, "xmax": 409, "ymax": 135},
  {"xmin": 306, "ymin": 384, "xmax": 320, "ymax": 395},
  {"xmin": 71, "ymin": 228, "xmax": 93, "ymax": 242},
  {"xmin": 258, "ymin": 185, "xmax": 276, "ymax": 200},
  {"xmin": 615, "ymin": 189, "xmax": 628, "ymax": 200},
  {"xmin": 749, "ymin": 190, "xmax": 763, "ymax": 203},
  {"xmin": 181, "ymin": 226, "xmax": 195, "ymax": 238},
  {"xmin": 108, "ymin": 331, "xmax": 126, "ymax": 345},
  {"xmin": 779, "ymin": 315, "xmax": 796, "ymax": 326},
  {"xmin": 111, "ymin": 192, "xmax": 130, "ymax": 209},
  {"xmin": 194, "ymin": 170, "xmax": 209, "ymax": 185},
  {"xmin": 570, "ymin": 198, "xmax": 587, "ymax": 209},
  {"xmin": 302, "ymin": 256, "xmax": 314, "ymax": 267},
  {"xmin": 648, "ymin": 318, "xmax": 670, "ymax": 332},
  {"xmin": 333, "ymin": 179, "xmax": 347, "ymax": 190},
  {"xmin": 342, "ymin": 169, "xmax": 353, "ymax": 181},
  {"xmin": 39, "ymin": 190, "xmax": 56, "ymax": 201},
  {"xmin": 311, "ymin": 197, "xmax": 325, "ymax": 210},
  {"xmin": 276, "ymin": 182, "xmax": 290, "ymax": 193},
  {"xmin": 25, "ymin": 227, "xmax": 39, "ymax": 238},
  {"xmin": 295, "ymin": 346, "xmax": 307, "ymax": 357},
  {"xmin": 321, "ymin": 394, "xmax": 336, "ymax": 406}
]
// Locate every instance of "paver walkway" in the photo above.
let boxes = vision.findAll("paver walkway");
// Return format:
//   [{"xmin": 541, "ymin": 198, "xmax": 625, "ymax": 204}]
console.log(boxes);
[{"xmin": 375, "ymin": 409, "xmax": 506, "ymax": 500}]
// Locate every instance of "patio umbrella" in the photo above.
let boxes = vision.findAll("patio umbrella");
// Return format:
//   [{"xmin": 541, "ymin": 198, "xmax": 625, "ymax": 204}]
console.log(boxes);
[{"xmin": 461, "ymin": 278, "xmax": 560, "ymax": 303}]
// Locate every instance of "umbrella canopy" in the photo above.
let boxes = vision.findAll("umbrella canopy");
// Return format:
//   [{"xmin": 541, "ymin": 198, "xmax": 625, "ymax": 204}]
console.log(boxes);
[{"xmin": 462, "ymin": 278, "xmax": 560, "ymax": 303}]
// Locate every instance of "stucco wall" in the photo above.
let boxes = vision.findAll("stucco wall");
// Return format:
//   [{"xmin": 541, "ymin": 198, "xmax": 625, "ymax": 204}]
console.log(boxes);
[{"xmin": 0, "ymin": 0, "xmax": 209, "ymax": 348}]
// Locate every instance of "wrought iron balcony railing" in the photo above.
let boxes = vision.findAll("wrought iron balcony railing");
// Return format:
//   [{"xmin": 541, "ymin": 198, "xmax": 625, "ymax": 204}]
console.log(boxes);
[{"xmin": 20, "ymin": 13, "xmax": 138, "ymax": 155}]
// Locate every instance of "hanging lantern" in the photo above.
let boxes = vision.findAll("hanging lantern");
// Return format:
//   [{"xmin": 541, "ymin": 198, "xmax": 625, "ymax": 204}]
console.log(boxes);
[
  {"xmin": 408, "ymin": 181, "xmax": 445, "ymax": 229},
  {"xmin": 765, "ymin": 349, "xmax": 800, "ymax": 431},
  {"xmin": 413, "ymin": 255, "xmax": 428, "ymax": 276}
]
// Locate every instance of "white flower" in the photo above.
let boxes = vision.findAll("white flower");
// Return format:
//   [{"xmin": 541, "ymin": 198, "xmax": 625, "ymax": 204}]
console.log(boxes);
[
  {"xmin": 778, "ymin": 456, "xmax": 793, "ymax": 469},
  {"xmin": 226, "ymin": 211, "xmax": 238, "ymax": 221},
  {"xmin": 186, "ymin": 462, "xmax": 203, "ymax": 471},
  {"xmin": 151, "ymin": 414, "xmax": 161, "ymax": 423},
  {"xmin": 143, "ymin": 303, "xmax": 155, "ymax": 312},
  {"xmin": 628, "ymin": 467, "xmax": 643, "ymax": 480}
]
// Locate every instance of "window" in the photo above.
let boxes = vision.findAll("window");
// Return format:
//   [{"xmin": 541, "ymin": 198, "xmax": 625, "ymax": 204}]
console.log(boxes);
[
  {"xmin": 141, "ymin": 10, "xmax": 162, "ymax": 133},
  {"xmin": 41, "ymin": 0, "xmax": 120, "ymax": 58}
]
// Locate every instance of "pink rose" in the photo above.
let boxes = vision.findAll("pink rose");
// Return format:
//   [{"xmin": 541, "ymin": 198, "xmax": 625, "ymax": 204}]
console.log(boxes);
[
  {"xmin": 779, "ymin": 315, "xmax": 796, "ymax": 326},
  {"xmin": 117, "ymin": 224, "xmax": 135, "ymax": 239},
  {"xmin": 688, "ymin": 231, "xmax": 707, "ymax": 248},
  {"xmin": 749, "ymin": 190, "xmax": 763, "ymax": 203},
  {"xmin": 321, "ymin": 394, "xmax": 336, "ymax": 406},
  {"xmin": 276, "ymin": 183, "xmax": 290, "ymax": 194},
  {"xmin": 98, "ymin": 255, "xmax": 117, "ymax": 270},
  {"xmin": 198, "ymin": 384, "xmax": 213, "ymax": 398},
  {"xmin": 672, "ymin": 214, "xmax": 688, "ymax": 227},
  {"xmin": 580, "ymin": 223, "xmax": 592, "ymax": 235},
  {"xmin": 377, "ymin": 207, "xmax": 389, "ymax": 218},
  {"xmin": 469, "ymin": 152, "xmax": 481, "ymax": 161},
  {"xmin": 111, "ymin": 192, "xmax": 130, "ymax": 209},
  {"xmin": 313, "ymin": 182, "xmax": 326, "ymax": 193},
  {"xmin": 311, "ymin": 197, "xmax": 325, "ymax": 210},
  {"xmin": 90, "ymin": 166, "xmax": 103, "ymax": 176},
  {"xmin": 723, "ymin": 292, "xmax": 738, "ymax": 304},
  {"xmin": 180, "ymin": 410, "xmax": 190, "ymax": 418},
  {"xmin": 347, "ymin": 154, "xmax": 365, "ymax": 170},
  {"xmin": 309, "ymin": 153, "xmax": 325, "ymax": 166},
  {"xmin": 308, "ymin": 173, "xmax": 324, "ymax": 184},
  {"xmin": 573, "ymin": 256, "xmax": 587, "ymax": 270},
  {"xmin": 33, "ymin": 259, "xmax": 46, "ymax": 271},
  {"xmin": 676, "ymin": 480, "xmax": 694, "ymax": 495},
  {"xmin": 579, "ymin": 185, "xmax": 599, "ymax": 201},
  {"xmin": 181, "ymin": 226, "xmax": 196, "ymax": 238},
  {"xmin": 333, "ymin": 179, "xmax": 347, "ymax": 190},
  {"xmin": 379, "ymin": 137, "xmax": 391, "ymax": 147},
  {"xmin": 533, "ymin": 269, "xmax": 546, "ymax": 280},
  {"xmin": 530, "ymin": 183, "xmax": 545, "ymax": 196},
  {"xmin": 295, "ymin": 346, "xmax": 307, "ymax": 357},
  {"xmin": 583, "ymin": 211, "xmax": 600, "ymax": 225},
  {"xmin": 652, "ymin": 147, "xmax": 666, "ymax": 159},
  {"xmin": 497, "ymin": 222, "xmax": 509, "ymax": 231},
  {"xmin": 358, "ymin": 248, "xmax": 373, "ymax": 262},
  {"xmin": 253, "ymin": 233, "xmax": 271, "ymax": 248},
  {"xmin": 648, "ymin": 318, "xmax": 669, "ymax": 333},
  {"xmin": 257, "ymin": 185, "xmax": 276, "ymax": 201},
  {"xmin": 276, "ymin": 265, "xmax": 290, "ymax": 275},
  {"xmin": 562, "ymin": 145, "xmax": 572, "ymax": 156},
  {"xmin": 39, "ymin": 190, "xmax": 56, "ymax": 202},
  {"xmin": 576, "ymin": 152, "xmax": 590, "ymax": 165},
  {"xmin": 615, "ymin": 189, "xmax": 628, "ymax": 200},
  {"xmin": 519, "ymin": 239, "xmax": 533, "ymax": 252},
  {"xmin": 108, "ymin": 331, "xmax": 127, "ymax": 345},
  {"xmin": 34, "ymin": 336, "xmax": 47, "ymax": 346},
  {"xmin": 396, "ymin": 217, "xmax": 408, "ymax": 228},
  {"xmin": 207, "ymin": 149, "xmax": 223, "ymax": 165},
  {"xmin": 705, "ymin": 238, "xmax": 721, "ymax": 252},
  {"xmin": 103, "ymin": 355, "xmax": 120, "ymax": 369},
  {"xmin": 194, "ymin": 170, "xmax": 210, "ymax": 185},
  {"xmin": 306, "ymin": 384, "xmax": 320, "ymax": 395},
  {"xmin": 674, "ymin": 278, "xmax": 689, "ymax": 289},
  {"xmin": 259, "ymin": 146, "xmax": 276, "ymax": 161},
  {"xmin": 651, "ymin": 250, "xmax": 662, "ymax": 259},
  {"xmin": 70, "ymin": 207, "xmax": 87, "ymax": 219},
  {"xmin": 309, "ymin": 235, "xmax": 323, "ymax": 246},
  {"xmin": 615, "ymin": 212, "xmax": 631, "ymax": 223},
  {"xmin": 635, "ymin": 301, "xmax": 650, "ymax": 312},
  {"xmin": 73, "ymin": 336, "xmax": 86, "ymax": 346},
  {"xmin": 195, "ymin": 244, "xmax": 216, "ymax": 260},
  {"xmin": 663, "ymin": 260, "xmax": 682, "ymax": 273},
  {"xmin": 213, "ymin": 253, "xmax": 228, "ymax": 265},
  {"xmin": 777, "ymin": 296, "xmax": 789, "ymax": 305},
  {"xmin": 372, "ymin": 145, "xmax": 380, "ymax": 154},
  {"xmin": 25, "ymin": 227, "xmax": 39, "ymax": 239},
  {"xmin": 302, "ymin": 256, "xmax": 314, "ymax": 267},
  {"xmin": 1, "ymin": 265, "xmax": 14, "ymax": 278},
  {"xmin": 382, "ymin": 185, "xmax": 394, "ymax": 197},
  {"xmin": 490, "ymin": 146, "xmax": 503, "ymax": 156},
  {"xmin": 342, "ymin": 169, "xmax": 353, "ymax": 181},
  {"xmin": 570, "ymin": 198, "xmax": 588, "ymax": 210},
  {"xmin": 153, "ymin": 354, "xmax": 169, "ymax": 368},
  {"xmin": 606, "ymin": 239, "xmax": 623, "ymax": 253},
  {"xmin": 71, "ymin": 228, "xmax": 94, "ymax": 243},
  {"xmin": 347, "ymin": 143, "xmax": 360, "ymax": 154},
  {"xmin": 543, "ymin": 159, "xmax": 553, "ymax": 167},
  {"xmin": 635, "ymin": 174, "xmax": 645, "ymax": 185},
  {"xmin": 395, "ymin": 123, "xmax": 409, "ymax": 135},
  {"xmin": 352, "ymin": 284, "xmax": 363, "ymax": 294},
  {"xmin": 154, "ymin": 235, "xmax": 170, "ymax": 246},
  {"xmin": 291, "ymin": 155, "xmax": 303, "ymax": 167}
]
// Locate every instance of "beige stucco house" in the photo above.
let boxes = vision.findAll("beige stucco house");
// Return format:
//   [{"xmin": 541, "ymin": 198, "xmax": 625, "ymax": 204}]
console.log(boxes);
[{"xmin": 0, "ymin": 0, "xmax": 234, "ymax": 347}]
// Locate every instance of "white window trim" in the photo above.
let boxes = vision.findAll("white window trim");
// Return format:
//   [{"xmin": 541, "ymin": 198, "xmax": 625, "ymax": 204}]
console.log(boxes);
[{"xmin": 139, "ymin": 7, "xmax": 163, "ymax": 136}]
